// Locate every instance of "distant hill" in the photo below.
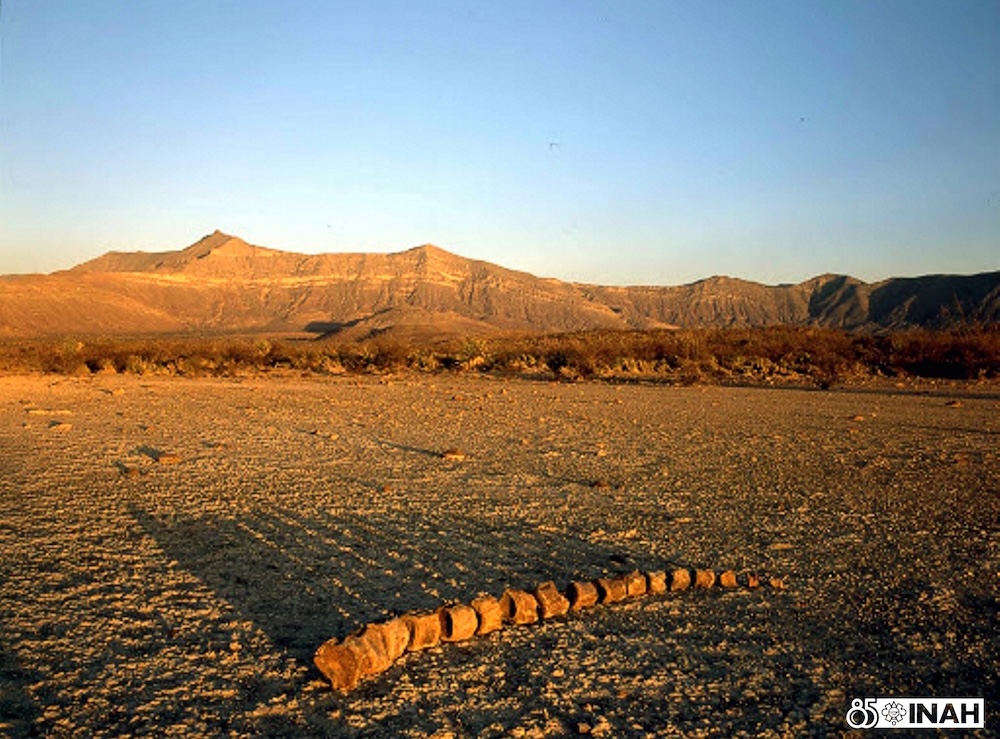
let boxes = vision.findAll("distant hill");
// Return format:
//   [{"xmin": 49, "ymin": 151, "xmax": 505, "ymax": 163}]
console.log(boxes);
[{"xmin": 0, "ymin": 230, "xmax": 996, "ymax": 338}]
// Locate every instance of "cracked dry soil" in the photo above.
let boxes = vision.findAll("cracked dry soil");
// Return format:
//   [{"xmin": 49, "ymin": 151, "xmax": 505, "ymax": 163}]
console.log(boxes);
[{"xmin": 0, "ymin": 373, "xmax": 996, "ymax": 737}]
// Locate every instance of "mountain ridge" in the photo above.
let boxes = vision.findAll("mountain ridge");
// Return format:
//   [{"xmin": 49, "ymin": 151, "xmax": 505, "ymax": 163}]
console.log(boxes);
[{"xmin": 1, "ymin": 231, "xmax": 997, "ymax": 338}]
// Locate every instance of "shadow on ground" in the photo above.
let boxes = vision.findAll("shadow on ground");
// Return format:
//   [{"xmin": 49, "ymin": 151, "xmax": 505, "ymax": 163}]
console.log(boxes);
[
  {"xmin": 0, "ymin": 639, "xmax": 41, "ymax": 739},
  {"xmin": 130, "ymin": 506, "xmax": 634, "ymax": 666}
]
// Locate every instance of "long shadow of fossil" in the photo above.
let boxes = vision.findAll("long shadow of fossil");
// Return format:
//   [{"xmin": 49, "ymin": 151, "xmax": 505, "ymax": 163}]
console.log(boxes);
[{"xmin": 130, "ymin": 505, "xmax": 636, "ymax": 666}]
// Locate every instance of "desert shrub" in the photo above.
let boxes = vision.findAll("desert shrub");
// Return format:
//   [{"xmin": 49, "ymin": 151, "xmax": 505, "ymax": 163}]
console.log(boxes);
[
  {"xmin": 1, "ymin": 326, "xmax": 996, "ymax": 383},
  {"xmin": 369, "ymin": 337, "xmax": 412, "ymax": 370},
  {"xmin": 884, "ymin": 328, "xmax": 1000, "ymax": 379}
]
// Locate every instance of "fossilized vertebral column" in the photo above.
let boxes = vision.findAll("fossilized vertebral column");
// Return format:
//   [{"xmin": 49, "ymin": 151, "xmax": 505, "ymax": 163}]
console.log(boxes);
[{"xmin": 315, "ymin": 566, "xmax": 784, "ymax": 692}]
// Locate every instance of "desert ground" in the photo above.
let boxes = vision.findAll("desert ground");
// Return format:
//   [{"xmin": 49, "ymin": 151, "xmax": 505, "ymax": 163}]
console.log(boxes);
[{"xmin": 0, "ymin": 372, "xmax": 996, "ymax": 737}]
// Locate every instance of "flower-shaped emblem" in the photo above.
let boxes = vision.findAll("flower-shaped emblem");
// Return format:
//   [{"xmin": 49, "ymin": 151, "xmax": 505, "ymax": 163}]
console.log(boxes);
[{"xmin": 881, "ymin": 701, "xmax": 905, "ymax": 726}]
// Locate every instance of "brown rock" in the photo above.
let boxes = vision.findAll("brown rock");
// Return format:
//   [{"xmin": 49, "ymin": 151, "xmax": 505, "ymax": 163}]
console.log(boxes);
[
  {"xmin": 645, "ymin": 571, "xmax": 667, "ymax": 594},
  {"xmin": 694, "ymin": 569, "xmax": 716, "ymax": 589},
  {"xmin": 402, "ymin": 611, "xmax": 444, "ymax": 651},
  {"xmin": 719, "ymin": 570, "xmax": 738, "ymax": 588},
  {"xmin": 157, "ymin": 453, "xmax": 182, "ymax": 465},
  {"xmin": 314, "ymin": 637, "xmax": 363, "ymax": 692},
  {"xmin": 378, "ymin": 617, "xmax": 411, "ymax": 661},
  {"xmin": 440, "ymin": 604, "xmax": 479, "ymax": 642},
  {"xmin": 440, "ymin": 448, "xmax": 466, "ymax": 461},
  {"xmin": 670, "ymin": 569, "xmax": 692, "ymax": 591},
  {"xmin": 745, "ymin": 572, "xmax": 761, "ymax": 588},
  {"xmin": 534, "ymin": 581, "xmax": 570, "ymax": 619},
  {"xmin": 355, "ymin": 625, "xmax": 393, "ymax": 676},
  {"xmin": 594, "ymin": 576, "xmax": 628, "ymax": 604},
  {"xmin": 471, "ymin": 595, "xmax": 503, "ymax": 635},
  {"xmin": 499, "ymin": 588, "xmax": 539, "ymax": 625},
  {"xmin": 769, "ymin": 577, "xmax": 786, "ymax": 590},
  {"xmin": 624, "ymin": 570, "xmax": 647, "ymax": 597},
  {"xmin": 565, "ymin": 580, "xmax": 599, "ymax": 611}
]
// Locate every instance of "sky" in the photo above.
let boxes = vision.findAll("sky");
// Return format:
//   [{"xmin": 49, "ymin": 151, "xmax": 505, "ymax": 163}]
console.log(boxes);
[{"xmin": 0, "ymin": 1, "xmax": 997, "ymax": 285}]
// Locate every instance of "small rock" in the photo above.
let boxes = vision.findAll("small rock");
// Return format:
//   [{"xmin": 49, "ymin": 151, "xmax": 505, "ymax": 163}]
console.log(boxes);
[
  {"xmin": 645, "ymin": 571, "xmax": 668, "ymax": 594},
  {"xmin": 440, "ymin": 448, "xmax": 466, "ymax": 461},
  {"xmin": 314, "ymin": 638, "xmax": 362, "ymax": 692},
  {"xmin": 440, "ymin": 604, "xmax": 479, "ymax": 642},
  {"xmin": 534, "ymin": 581, "xmax": 570, "ymax": 619},
  {"xmin": 499, "ymin": 589, "xmax": 539, "ymax": 625},
  {"xmin": 157, "ymin": 453, "xmax": 182, "ymax": 465},
  {"xmin": 694, "ymin": 569, "xmax": 716, "ymax": 589},
  {"xmin": 48, "ymin": 421, "xmax": 73, "ymax": 432},
  {"xmin": 849, "ymin": 414, "xmax": 866, "ymax": 422},
  {"xmin": 471, "ymin": 594, "xmax": 503, "ymax": 635},
  {"xmin": 670, "ymin": 569, "xmax": 692, "ymax": 591},
  {"xmin": 594, "ymin": 576, "xmax": 628, "ymax": 604},
  {"xmin": 624, "ymin": 570, "xmax": 647, "ymax": 597},
  {"xmin": 402, "ymin": 611, "xmax": 444, "ymax": 651},
  {"xmin": 719, "ymin": 570, "xmax": 738, "ymax": 588},
  {"xmin": 945, "ymin": 399, "xmax": 962, "ymax": 407},
  {"xmin": 566, "ymin": 580, "xmax": 600, "ymax": 611},
  {"xmin": 590, "ymin": 717, "xmax": 613, "ymax": 737}
]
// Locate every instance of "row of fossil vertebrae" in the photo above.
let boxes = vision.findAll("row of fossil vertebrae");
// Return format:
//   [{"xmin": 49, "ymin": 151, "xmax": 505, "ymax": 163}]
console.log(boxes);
[{"xmin": 314, "ymin": 567, "xmax": 783, "ymax": 692}]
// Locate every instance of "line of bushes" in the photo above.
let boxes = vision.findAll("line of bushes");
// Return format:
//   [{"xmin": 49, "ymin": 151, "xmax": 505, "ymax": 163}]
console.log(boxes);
[{"xmin": 1, "ymin": 327, "xmax": 997, "ymax": 385}]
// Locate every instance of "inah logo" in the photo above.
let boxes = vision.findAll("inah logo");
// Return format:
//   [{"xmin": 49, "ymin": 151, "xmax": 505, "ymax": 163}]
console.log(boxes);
[
  {"xmin": 846, "ymin": 697, "xmax": 984, "ymax": 729},
  {"xmin": 881, "ymin": 701, "xmax": 905, "ymax": 726}
]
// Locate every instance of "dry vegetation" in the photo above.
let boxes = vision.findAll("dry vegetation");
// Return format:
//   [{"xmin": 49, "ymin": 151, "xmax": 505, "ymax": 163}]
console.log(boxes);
[{"xmin": 2, "ymin": 327, "xmax": 998, "ymax": 386}]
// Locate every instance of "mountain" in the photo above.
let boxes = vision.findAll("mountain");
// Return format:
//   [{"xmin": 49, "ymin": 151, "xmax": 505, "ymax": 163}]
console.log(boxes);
[{"xmin": 0, "ymin": 231, "xmax": 997, "ymax": 339}]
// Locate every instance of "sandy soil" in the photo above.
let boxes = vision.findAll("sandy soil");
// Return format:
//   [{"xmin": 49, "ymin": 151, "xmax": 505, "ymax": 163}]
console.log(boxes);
[{"xmin": 0, "ymin": 372, "xmax": 996, "ymax": 737}]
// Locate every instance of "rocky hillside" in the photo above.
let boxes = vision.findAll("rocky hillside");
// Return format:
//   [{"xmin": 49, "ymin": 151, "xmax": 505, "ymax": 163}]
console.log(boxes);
[{"xmin": 0, "ymin": 231, "xmax": 996, "ymax": 338}]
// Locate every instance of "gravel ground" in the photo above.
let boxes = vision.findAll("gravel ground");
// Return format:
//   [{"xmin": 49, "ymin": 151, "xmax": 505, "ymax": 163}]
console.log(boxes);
[{"xmin": 0, "ymin": 372, "xmax": 996, "ymax": 737}]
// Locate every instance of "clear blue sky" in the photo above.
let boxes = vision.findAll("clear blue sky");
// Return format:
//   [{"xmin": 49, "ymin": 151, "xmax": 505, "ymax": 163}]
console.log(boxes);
[{"xmin": 1, "ymin": 1, "xmax": 997, "ymax": 285}]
